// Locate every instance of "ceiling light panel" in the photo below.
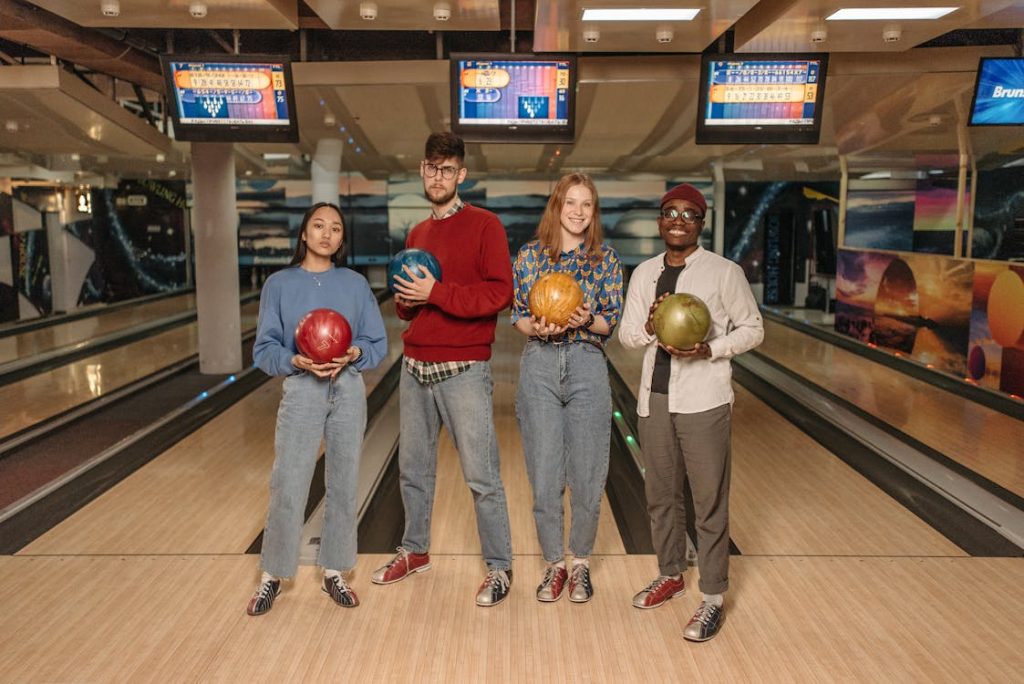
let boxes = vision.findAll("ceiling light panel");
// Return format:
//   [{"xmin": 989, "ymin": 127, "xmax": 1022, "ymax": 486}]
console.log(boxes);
[
  {"xmin": 826, "ymin": 7, "xmax": 959, "ymax": 21},
  {"xmin": 581, "ymin": 8, "xmax": 701, "ymax": 21}
]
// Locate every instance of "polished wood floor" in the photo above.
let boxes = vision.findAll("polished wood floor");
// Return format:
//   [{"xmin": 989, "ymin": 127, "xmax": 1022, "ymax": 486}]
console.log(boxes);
[
  {"xmin": 758, "ymin": 318, "xmax": 1024, "ymax": 498},
  {"xmin": 605, "ymin": 340, "xmax": 963, "ymax": 557},
  {"xmin": 2, "ymin": 303, "xmax": 1022, "ymax": 681},
  {"xmin": 0, "ymin": 292, "xmax": 197, "ymax": 365},
  {"xmin": 0, "ymin": 300, "xmax": 260, "ymax": 441}
]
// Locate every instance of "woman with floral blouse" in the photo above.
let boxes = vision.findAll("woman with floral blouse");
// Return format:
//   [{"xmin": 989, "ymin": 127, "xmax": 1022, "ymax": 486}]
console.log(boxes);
[{"xmin": 511, "ymin": 172, "xmax": 623, "ymax": 604}]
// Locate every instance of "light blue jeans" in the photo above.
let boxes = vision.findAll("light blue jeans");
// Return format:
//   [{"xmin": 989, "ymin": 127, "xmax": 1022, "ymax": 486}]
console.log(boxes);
[
  {"xmin": 399, "ymin": 362, "xmax": 513, "ymax": 571},
  {"xmin": 516, "ymin": 340, "xmax": 612, "ymax": 562},
  {"xmin": 260, "ymin": 368, "xmax": 366, "ymax": 577}
]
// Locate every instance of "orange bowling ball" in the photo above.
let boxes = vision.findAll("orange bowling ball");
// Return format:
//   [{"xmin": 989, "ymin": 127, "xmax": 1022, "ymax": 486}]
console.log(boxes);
[{"xmin": 528, "ymin": 272, "xmax": 584, "ymax": 327}]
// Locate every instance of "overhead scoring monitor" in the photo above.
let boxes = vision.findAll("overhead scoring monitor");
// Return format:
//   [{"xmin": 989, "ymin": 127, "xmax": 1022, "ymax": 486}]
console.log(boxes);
[
  {"xmin": 161, "ymin": 54, "xmax": 299, "ymax": 143},
  {"xmin": 450, "ymin": 53, "xmax": 577, "ymax": 144},
  {"xmin": 696, "ymin": 53, "xmax": 829, "ymax": 145}
]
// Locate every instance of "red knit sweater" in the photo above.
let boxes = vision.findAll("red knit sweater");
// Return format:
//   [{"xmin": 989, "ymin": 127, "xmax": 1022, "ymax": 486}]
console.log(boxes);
[{"xmin": 396, "ymin": 204, "xmax": 513, "ymax": 362}]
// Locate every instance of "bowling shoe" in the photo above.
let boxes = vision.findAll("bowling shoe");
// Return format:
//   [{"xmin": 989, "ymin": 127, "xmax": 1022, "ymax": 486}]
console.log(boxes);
[
  {"xmin": 246, "ymin": 577, "xmax": 281, "ymax": 616},
  {"xmin": 322, "ymin": 574, "xmax": 359, "ymax": 608},
  {"xmin": 631, "ymin": 575, "xmax": 685, "ymax": 609},
  {"xmin": 371, "ymin": 547, "xmax": 431, "ymax": 584},
  {"xmin": 536, "ymin": 564, "xmax": 568, "ymax": 602},
  {"xmin": 568, "ymin": 564, "xmax": 593, "ymax": 603},
  {"xmin": 476, "ymin": 569, "xmax": 513, "ymax": 607},
  {"xmin": 683, "ymin": 602, "xmax": 724, "ymax": 642}
]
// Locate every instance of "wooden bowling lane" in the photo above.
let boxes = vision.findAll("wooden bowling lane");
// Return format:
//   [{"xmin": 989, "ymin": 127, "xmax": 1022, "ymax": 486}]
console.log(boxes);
[
  {"xmin": 758, "ymin": 318, "xmax": 1024, "ymax": 499},
  {"xmin": 17, "ymin": 300, "xmax": 405, "ymax": 556},
  {"xmin": 605, "ymin": 340, "xmax": 964, "ymax": 557},
  {"xmin": 428, "ymin": 320, "xmax": 626, "ymax": 560},
  {"xmin": 1, "ymin": 553, "xmax": 1022, "ymax": 681},
  {"xmin": 0, "ymin": 300, "xmax": 260, "ymax": 441},
  {"xmin": 0, "ymin": 291, "xmax": 197, "ymax": 366}
]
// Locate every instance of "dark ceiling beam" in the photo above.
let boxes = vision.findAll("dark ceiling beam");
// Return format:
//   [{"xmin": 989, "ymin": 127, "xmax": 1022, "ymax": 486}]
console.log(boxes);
[{"xmin": 0, "ymin": 0, "xmax": 164, "ymax": 92}]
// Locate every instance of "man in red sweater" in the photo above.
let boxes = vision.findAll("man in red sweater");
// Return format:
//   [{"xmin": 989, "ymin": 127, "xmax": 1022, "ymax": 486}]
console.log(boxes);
[{"xmin": 371, "ymin": 132, "xmax": 515, "ymax": 606}]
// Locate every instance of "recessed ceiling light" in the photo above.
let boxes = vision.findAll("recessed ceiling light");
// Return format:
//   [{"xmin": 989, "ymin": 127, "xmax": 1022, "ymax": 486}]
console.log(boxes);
[
  {"xmin": 827, "ymin": 7, "xmax": 958, "ymax": 21},
  {"xmin": 581, "ymin": 8, "xmax": 701, "ymax": 21}
]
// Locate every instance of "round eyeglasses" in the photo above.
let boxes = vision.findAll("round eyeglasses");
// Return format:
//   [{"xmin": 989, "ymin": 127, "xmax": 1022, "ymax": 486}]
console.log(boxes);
[
  {"xmin": 422, "ymin": 162, "xmax": 461, "ymax": 180},
  {"xmin": 659, "ymin": 207, "xmax": 704, "ymax": 224}
]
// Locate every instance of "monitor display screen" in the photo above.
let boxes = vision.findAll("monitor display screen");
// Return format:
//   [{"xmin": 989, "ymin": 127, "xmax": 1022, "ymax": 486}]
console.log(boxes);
[
  {"xmin": 450, "ymin": 54, "xmax": 576, "ymax": 143},
  {"xmin": 696, "ymin": 53, "xmax": 828, "ymax": 145},
  {"xmin": 969, "ymin": 57, "xmax": 1024, "ymax": 126},
  {"xmin": 161, "ymin": 55, "xmax": 299, "ymax": 143}
]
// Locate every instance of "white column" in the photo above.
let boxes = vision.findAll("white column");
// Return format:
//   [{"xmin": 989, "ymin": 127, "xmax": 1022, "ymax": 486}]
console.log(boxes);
[
  {"xmin": 190, "ymin": 142, "xmax": 242, "ymax": 374},
  {"xmin": 311, "ymin": 138, "xmax": 344, "ymax": 205}
]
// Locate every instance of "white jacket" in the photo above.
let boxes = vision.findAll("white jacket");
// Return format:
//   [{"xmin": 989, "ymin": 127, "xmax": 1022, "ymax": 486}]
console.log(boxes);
[{"xmin": 618, "ymin": 246, "xmax": 764, "ymax": 417}]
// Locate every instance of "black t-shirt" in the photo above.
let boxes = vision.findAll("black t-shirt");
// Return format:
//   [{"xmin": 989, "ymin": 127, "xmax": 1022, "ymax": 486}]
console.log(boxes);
[{"xmin": 651, "ymin": 258, "xmax": 685, "ymax": 394}]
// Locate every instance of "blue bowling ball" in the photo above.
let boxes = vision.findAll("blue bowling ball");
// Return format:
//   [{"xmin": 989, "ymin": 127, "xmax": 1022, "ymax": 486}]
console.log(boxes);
[{"xmin": 387, "ymin": 248, "xmax": 442, "ymax": 293}]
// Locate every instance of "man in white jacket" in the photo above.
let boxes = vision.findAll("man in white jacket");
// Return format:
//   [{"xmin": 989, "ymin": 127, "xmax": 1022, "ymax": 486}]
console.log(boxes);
[{"xmin": 618, "ymin": 183, "xmax": 763, "ymax": 642}]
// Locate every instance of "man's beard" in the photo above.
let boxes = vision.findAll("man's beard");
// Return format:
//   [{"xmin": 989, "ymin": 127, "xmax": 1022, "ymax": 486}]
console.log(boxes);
[{"xmin": 424, "ymin": 184, "xmax": 456, "ymax": 207}]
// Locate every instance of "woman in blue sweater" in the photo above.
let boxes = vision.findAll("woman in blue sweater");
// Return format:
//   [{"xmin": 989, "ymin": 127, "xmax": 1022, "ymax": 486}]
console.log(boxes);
[{"xmin": 248, "ymin": 202, "xmax": 388, "ymax": 616}]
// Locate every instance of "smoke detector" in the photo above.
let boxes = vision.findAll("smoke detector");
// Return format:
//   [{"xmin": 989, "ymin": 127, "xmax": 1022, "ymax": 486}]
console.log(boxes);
[
  {"xmin": 101, "ymin": 1, "xmax": 120, "ymax": 17},
  {"xmin": 189, "ymin": 2, "xmax": 208, "ymax": 19},
  {"xmin": 656, "ymin": 27, "xmax": 674, "ymax": 44},
  {"xmin": 583, "ymin": 27, "xmax": 600, "ymax": 44},
  {"xmin": 360, "ymin": 2, "xmax": 378, "ymax": 20}
]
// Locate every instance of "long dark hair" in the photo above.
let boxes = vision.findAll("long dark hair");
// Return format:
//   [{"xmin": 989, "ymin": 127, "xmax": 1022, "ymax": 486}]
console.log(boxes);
[{"xmin": 289, "ymin": 202, "xmax": 347, "ymax": 267}]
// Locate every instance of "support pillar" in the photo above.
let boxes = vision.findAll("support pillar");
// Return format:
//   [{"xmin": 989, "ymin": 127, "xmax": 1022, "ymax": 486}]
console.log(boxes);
[
  {"xmin": 191, "ymin": 142, "xmax": 241, "ymax": 374},
  {"xmin": 311, "ymin": 138, "xmax": 343, "ymax": 205}
]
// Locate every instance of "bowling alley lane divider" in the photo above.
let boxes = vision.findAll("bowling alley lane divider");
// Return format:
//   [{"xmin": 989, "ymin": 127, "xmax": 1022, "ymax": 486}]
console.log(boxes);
[
  {"xmin": 0, "ymin": 361, "xmax": 272, "ymax": 554},
  {"xmin": 733, "ymin": 355, "xmax": 1024, "ymax": 557},
  {"xmin": 0, "ymin": 287, "xmax": 194, "ymax": 340},
  {"xmin": 761, "ymin": 307, "xmax": 1024, "ymax": 422},
  {"xmin": 0, "ymin": 290, "xmax": 262, "ymax": 389}
]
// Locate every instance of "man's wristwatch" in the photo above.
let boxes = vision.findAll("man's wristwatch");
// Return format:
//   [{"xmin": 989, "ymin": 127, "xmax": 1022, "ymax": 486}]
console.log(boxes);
[{"xmin": 583, "ymin": 312, "xmax": 595, "ymax": 329}]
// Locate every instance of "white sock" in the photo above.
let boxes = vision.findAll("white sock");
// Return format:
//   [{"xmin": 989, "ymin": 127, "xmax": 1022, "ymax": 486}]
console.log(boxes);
[
  {"xmin": 324, "ymin": 569, "xmax": 342, "ymax": 580},
  {"xmin": 551, "ymin": 560, "xmax": 566, "ymax": 569},
  {"xmin": 704, "ymin": 593, "xmax": 724, "ymax": 607},
  {"xmin": 572, "ymin": 557, "xmax": 589, "ymax": 567},
  {"xmin": 260, "ymin": 571, "xmax": 276, "ymax": 584}
]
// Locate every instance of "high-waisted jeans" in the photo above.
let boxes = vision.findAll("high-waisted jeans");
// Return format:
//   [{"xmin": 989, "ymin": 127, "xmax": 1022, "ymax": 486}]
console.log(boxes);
[
  {"xmin": 516, "ymin": 340, "xmax": 612, "ymax": 562},
  {"xmin": 260, "ymin": 368, "xmax": 366, "ymax": 577}
]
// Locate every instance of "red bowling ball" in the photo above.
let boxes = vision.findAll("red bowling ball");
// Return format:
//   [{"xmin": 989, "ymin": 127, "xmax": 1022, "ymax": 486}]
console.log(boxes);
[{"xmin": 295, "ymin": 308, "xmax": 353, "ymax": 364}]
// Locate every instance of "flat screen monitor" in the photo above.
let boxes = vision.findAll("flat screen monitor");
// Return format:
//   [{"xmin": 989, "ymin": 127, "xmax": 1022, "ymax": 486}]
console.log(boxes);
[
  {"xmin": 969, "ymin": 57, "xmax": 1024, "ymax": 126},
  {"xmin": 696, "ymin": 53, "xmax": 828, "ymax": 145},
  {"xmin": 450, "ymin": 53, "xmax": 576, "ymax": 143},
  {"xmin": 161, "ymin": 55, "xmax": 299, "ymax": 143}
]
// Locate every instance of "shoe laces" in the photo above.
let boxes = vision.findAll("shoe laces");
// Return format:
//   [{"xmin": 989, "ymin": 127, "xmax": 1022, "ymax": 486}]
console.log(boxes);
[
  {"xmin": 540, "ymin": 565, "xmax": 565, "ymax": 589},
  {"xmin": 327, "ymin": 574, "xmax": 351, "ymax": 594},
  {"xmin": 570, "ymin": 564, "xmax": 590, "ymax": 587},
  {"xmin": 483, "ymin": 569, "xmax": 510, "ymax": 592},
  {"xmin": 644, "ymin": 575, "xmax": 673, "ymax": 593},
  {"xmin": 692, "ymin": 602, "xmax": 718, "ymax": 626},
  {"xmin": 386, "ymin": 546, "xmax": 410, "ymax": 569},
  {"xmin": 255, "ymin": 579, "xmax": 277, "ymax": 600}
]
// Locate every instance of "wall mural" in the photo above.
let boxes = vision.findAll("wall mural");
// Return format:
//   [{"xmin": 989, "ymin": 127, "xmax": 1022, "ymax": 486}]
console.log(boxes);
[
  {"xmin": 969, "ymin": 263, "xmax": 1024, "ymax": 397},
  {"xmin": 833, "ymin": 247, "xmax": 1024, "ymax": 397}
]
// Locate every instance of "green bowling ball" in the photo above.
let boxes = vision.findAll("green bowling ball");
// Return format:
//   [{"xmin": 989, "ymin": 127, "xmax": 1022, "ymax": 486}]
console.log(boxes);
[{"xmin": 652, "ymin": 293, "xmax": 711, "ymax": 350}]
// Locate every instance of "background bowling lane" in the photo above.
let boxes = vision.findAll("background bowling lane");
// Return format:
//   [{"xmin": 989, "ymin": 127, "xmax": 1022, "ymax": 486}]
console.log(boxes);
[
  {"xmin": 604, "ymin": 339, "xmax": 964, "ymax": 558},
  {"xmin": 0, "ymin": 299, "xmax": 261, "ymax": 441},
  {"xmin": 758, "ymin": 318, "xmax": 1024, "ymax": 501},
  {"xmin": 17, "ymin": 299, "xmax": 405, "ymax": 556}
]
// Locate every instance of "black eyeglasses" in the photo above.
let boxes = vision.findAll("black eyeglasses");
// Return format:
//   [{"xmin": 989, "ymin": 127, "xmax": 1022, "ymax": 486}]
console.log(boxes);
[
  {"xmin": 659, "ymin": 208, "xmax": 704, "ymax": 224},
  {"xmin": 422, "ymin": 162, "xmax": 461, "ymax": 180}
]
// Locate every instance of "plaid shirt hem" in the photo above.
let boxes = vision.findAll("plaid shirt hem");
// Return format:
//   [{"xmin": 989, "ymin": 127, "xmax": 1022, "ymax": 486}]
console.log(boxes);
[{"xmin": 404, "ymin": 357, "xmax": 476, "ymax": 384}]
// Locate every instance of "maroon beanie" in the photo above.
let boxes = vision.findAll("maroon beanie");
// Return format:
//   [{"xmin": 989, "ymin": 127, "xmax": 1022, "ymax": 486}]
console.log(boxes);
[{"xmin": 660, "ymin": 183, "xmax": 707, "ymax": 215}]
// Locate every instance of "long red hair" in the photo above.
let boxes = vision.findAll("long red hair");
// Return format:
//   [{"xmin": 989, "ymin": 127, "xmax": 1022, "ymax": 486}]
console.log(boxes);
[{"xmin": 535, "ymin": 173, "xmax": 604, "ymax": 263}]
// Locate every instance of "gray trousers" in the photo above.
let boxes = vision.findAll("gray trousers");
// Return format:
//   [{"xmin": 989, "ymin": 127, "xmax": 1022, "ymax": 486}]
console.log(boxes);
[{"xmin": 638, "ymin": 393, "xmax": 732, "ymax": 595}]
